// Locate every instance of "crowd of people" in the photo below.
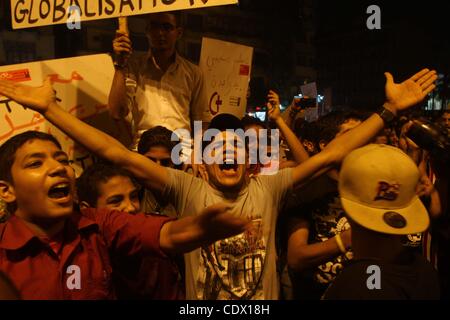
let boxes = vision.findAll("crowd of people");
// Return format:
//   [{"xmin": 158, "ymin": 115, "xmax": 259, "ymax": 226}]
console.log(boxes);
[{"xmin": 0, "ymin": 12, "xmax": 448, "ymax": 301}]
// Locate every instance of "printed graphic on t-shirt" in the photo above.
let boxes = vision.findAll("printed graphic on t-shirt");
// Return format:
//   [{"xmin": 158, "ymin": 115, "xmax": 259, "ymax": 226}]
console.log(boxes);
[
  {"xmin": 312, "ymin": 195, "xmax": 353, "ymax": 284},
  {"xmin": 197, "ymin": 218, "xmax": 265, "ymax": 300}
]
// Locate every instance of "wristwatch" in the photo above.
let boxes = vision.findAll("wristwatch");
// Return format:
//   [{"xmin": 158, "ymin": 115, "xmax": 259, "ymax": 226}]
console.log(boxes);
[{"xmin": 376, "ymin": 106, "xmax": 396, "ymax": 125}]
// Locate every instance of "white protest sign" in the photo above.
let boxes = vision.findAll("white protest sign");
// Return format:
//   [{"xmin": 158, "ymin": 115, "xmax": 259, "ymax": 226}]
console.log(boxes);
[
  {"xmin": 300, "ymin": 82, "xmax": 318, "ymax": 122},
  {"xmin": 10, "ymin": 0, "xmax": 238, "ymax": 29},
  {"xmin": 300, "ymin": 82, "xmax": 317, "ymax": 98},
  {"xmin": 0, "ymin": 54, "xmax": 130, "ymax": 174},
  {"xmin": 199, "ymin": 37, "xmax": 253, "ymax": 119}
]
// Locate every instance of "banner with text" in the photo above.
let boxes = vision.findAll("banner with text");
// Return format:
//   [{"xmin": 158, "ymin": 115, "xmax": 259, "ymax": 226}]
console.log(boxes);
[
  {"xmin": 0, "ymin": 54, "xmax": 131, "ymax": 175},
  {"xmin": 199, "ymin": 37, "xmax": 253, "ymax": 119},
  {"xmin": 11, "ymin": 0, "xmax": 238, "ymax": 29}
]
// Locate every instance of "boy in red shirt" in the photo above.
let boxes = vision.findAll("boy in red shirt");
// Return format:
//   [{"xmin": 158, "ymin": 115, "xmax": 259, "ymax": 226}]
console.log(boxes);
[
  {"xmin": 0, "ymin": 131, "xmax": 248, "ymax": 299},
  {"xmin": 76, "ymin": 162, "xmax": 185, "ymax": 299}
]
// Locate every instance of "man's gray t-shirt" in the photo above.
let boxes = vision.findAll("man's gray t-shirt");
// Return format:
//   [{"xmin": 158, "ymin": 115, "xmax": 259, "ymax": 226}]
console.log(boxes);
[{"xmin": 164, "ymin": 168, "xmax": 293, "ymax": 300}]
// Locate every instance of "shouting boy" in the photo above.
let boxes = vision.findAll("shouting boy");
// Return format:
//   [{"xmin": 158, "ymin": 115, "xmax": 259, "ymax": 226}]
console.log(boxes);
[
  {"xmin": 0, "ymin": 132, "xmax": 247, "ymax": 299},
  {"xmin": 0, "ymin": 68, "xmax": 437, "ymax": 299}
]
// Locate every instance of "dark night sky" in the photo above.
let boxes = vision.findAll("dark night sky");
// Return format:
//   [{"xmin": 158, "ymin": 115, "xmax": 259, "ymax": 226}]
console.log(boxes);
[
  {"xmin": 314, "ymin": 0, "xmax": 449, "ymax": 109},
  {"xmin": 316, "ymin": 0, "xmax": 449, "ymax": 70},
  {"xmin": 241, "ymin": 0, "xmax": 448, "ymax": 108}
]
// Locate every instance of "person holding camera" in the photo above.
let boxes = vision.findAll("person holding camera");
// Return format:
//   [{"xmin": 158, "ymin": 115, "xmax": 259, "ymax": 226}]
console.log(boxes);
[{"xmin": 282, "ymin": 95, "xmax": 316, "ymax": 129}]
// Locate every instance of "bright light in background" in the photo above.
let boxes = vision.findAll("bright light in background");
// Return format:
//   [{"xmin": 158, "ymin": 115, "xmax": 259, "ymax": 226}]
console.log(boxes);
[{"xmin": 425, "ymin": 73, "xmax": 446, "ymax": 111}]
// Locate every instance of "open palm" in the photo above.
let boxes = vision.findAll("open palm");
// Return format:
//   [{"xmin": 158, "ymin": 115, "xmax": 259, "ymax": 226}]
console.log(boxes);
[
  {"xmin": 0, "ymin": 77, "xmax": 55, "ymax": 113},
  {"xmin": 384, "ymin": 69, "xmax": 437, "ymax": 112}
]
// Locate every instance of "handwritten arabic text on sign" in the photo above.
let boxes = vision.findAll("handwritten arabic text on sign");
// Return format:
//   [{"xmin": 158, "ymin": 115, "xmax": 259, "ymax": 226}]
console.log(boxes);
[
  {"xmin": 199, "ymin": 37, "xmax": 253, "ymax": 119},
  {"xmin": 10, "ymin": 0, "xmax": 238, "ymax": 29},
  {"xmin": 0, "ymin": 54, "xmax": 130, "ymax": 174}
]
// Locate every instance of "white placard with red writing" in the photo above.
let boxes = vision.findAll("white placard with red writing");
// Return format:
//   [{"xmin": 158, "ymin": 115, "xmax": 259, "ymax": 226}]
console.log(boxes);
[
  {"xmin": 0, "ymin": 54, "xmax": 130, "ymax": 174},
  {"xmin": 199, "ymin": 37, "xmax": 253, "ymax": 119}
]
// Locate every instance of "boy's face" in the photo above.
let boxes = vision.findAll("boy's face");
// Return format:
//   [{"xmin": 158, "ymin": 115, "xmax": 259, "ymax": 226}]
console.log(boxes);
[
  {"xmin": 8, "ymin": 139, "xmax": 75, "ymax": 221},
  {"xmin": 204, "ymin": 131, "xmax": 247, "ymax": 192},
  {"xmin": 144, "ymin": 145, "xmax": 174, "ymax": 168},
  {"xmin": 95, "ymin": 176, "xmax": 140, "ymax": 214}
]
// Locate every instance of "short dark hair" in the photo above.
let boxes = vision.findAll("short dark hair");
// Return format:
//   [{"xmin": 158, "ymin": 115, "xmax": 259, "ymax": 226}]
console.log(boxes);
[
  {"xmin": 315, "ymin": 109, "xmax": 368, "ymax": 145},
  {"xmin": 202, "ymin": 113, "xmax": 245, "ymax": 152},
  {"xmin": 241, "ymin": 115, "xmax": 266, "ymax": 130},
  {"xmin": 76, "ymin": 162, "xmax": 140, "ymax": 207},
  {"xmin": 295, "ymin": 120, "xmax": 319, "ymax": 142},
  {"xmin": 0, "ymin": 131, "xmax": 62, "ymax": 184},
  {"xmin": 145, "ymin": 11, "xmax": 182, "ymax": 31},
  {"xmin": 137, "ymin": 126, "xmax": 178, "ymax": 155}
]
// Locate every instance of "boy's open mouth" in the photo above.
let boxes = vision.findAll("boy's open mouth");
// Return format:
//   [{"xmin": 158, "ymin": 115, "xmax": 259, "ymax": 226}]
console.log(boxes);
[
  {"xmin": 48, "ymin": 182, "xmax": 70, "ymax": 199},
  {"xmin": 219, "ymin": 159, "xmax": 238, "ymax": 172}
]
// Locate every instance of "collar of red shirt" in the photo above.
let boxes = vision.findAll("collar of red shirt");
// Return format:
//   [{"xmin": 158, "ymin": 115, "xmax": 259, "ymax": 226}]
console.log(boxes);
[{"xmin": 0, "ymin": 213, "xmax": 97, "ymax": 251}]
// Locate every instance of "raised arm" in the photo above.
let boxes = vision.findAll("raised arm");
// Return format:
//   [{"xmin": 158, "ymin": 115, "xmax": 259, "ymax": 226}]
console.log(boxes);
[
  {"xmin": 267, "ymin": 90, "xmax": 310, "ymax": 164},
  {"xmin": 281, "ymin": 97, "xmax": 304, "ymax": 129},
  {"xmin": 287, "ymin": 217, "xmax": 352, "ymax": 271},
  {"xmin": 291, "ymin": 68, "xmax": 437, "ymax": 187},
  {"xmin": 160, "ymin": 203, "xmax": 250, "ymax": 254},
  {"xmin": 0, "ymin": 77, "xmax": 169, "ymax": 193},
  {"xmin": 108, "ymin": 30, "xmax": 133, "ymax": 120}
]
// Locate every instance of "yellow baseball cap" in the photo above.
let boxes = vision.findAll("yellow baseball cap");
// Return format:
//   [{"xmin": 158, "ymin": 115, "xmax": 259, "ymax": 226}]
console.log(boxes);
[{"xmin": 339, "ymin": 144, "xmax": 429, "ymax": 235}]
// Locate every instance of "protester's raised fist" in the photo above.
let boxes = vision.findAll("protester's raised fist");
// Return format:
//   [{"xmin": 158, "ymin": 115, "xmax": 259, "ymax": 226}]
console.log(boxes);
[
  {"xmin": 113, "ymin": 30, "xmax": 132, "ymax": 64},
  {"xmin": 267, "ymin": 90, "xmax": 281, "ymax": 121}
]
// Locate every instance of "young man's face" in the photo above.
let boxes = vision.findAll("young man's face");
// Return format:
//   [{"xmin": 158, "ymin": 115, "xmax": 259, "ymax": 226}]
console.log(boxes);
[
  {"xmin": 95, "ymin": 176, "xmax": 140, "ymax": 214},
  {"xmin": 8, "ymin": 139, "xmax": 75, "ymax": 221},
  {"xmin": 144, "ymin": 145, "xmax": 174, "ymax": 168},
  {"xmin": 146, "ymin": 13, "xmax": 181, "ymax": 52},
  {"xmin": 204, "ymin": 131, "xmax": 247, "ymax": 192}
]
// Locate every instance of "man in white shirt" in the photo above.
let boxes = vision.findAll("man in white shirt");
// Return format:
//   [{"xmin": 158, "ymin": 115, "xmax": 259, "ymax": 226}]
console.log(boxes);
[{"xmin": 108, "ymin": 12, "xmax": 210, "ymax": 148}]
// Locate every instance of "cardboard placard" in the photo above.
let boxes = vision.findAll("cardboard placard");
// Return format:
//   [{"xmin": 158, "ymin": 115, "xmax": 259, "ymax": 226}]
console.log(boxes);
[
  {"xmin": 11, "ymin": 0, "xmax": 238, "ymax": 29},
  {"xmin": 0, "ymin": 54, "xmax": 131, "ymax": 175},
  {"xmin": 199, "ymin": 37, "xmax": 253, "ymax": 119}
]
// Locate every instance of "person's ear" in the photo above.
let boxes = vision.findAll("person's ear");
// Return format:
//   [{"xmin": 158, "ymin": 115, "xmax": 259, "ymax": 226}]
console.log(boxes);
[
  {"xmin": 319, "ymin": 140, "xmax": 327, "ymax": 151},
  {"xmin": 303, "ymin": 141, "xmax": 314, "ymax": 153},
  {"xmin": 79, "ymin": 201, "xmax": 91, "ymax": 209},
  {"xmin": 0, "ymin": 181, "xmax": 16, "ymax": 204}
]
